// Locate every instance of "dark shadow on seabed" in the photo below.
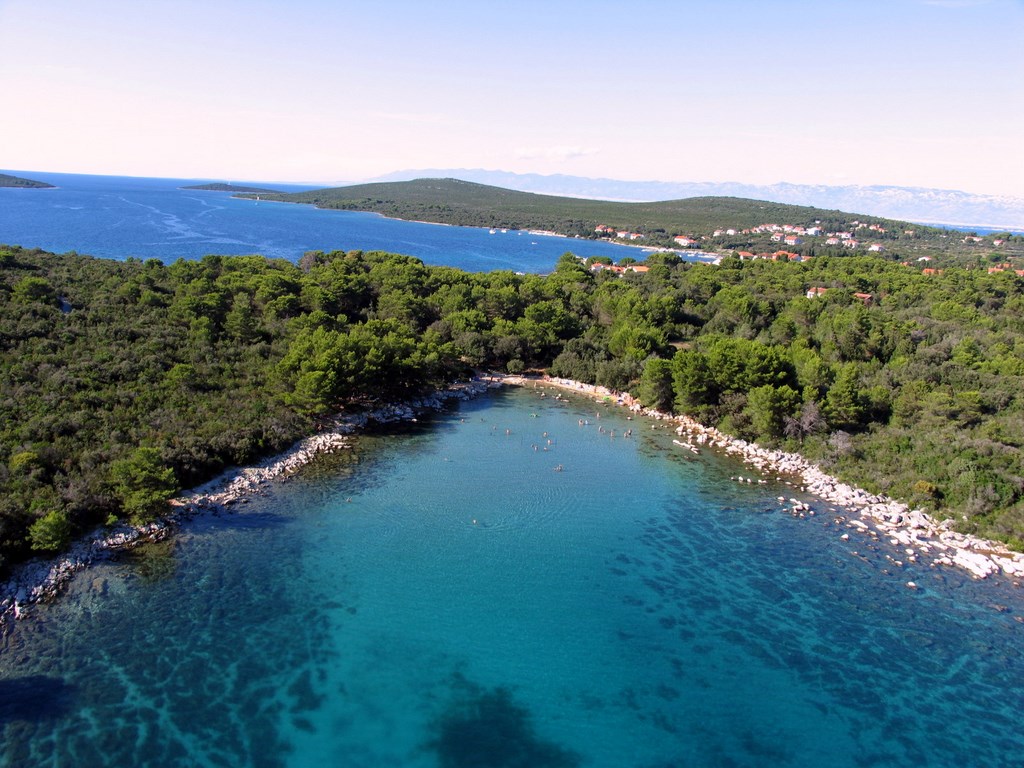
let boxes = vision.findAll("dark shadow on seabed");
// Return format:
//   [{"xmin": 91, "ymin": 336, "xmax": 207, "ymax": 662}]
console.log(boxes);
[
  {"xmin": 0, "ymin": 675, "xmax": 75, "ymax": 725},
  {"xmin": 428, "ymin": 675, "xmax": 581, "ymax": 768}
]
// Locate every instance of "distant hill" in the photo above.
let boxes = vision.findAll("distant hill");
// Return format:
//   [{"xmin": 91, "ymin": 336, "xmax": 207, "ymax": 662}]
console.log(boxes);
[
  {"xmin": 251, "ymin": 177, "xmax": 903, "ymax": 240},
  {"xmin": 0, "ymin": 172, "xmax": 55, "ymax": 189},
  {"xmin": 182, "ymin": 182, "xmax": 282, "ymax": 193},
  {"xmin": 374, "ymin": 168, "xmax": 1024, "ymax": 232}
]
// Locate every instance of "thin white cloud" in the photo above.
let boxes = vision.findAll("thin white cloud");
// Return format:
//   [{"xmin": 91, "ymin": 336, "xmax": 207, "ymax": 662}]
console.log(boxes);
[
  {"xmin": 515, "ymin": 146, "xmax": 598, "ymax": 162},
  {"xmin": 368, "ymin": 111, "xmax": 461, "ymax": 127},
  {"xmin": 920, "ymin": 0, "xmax": 993, "ymax": 7}
]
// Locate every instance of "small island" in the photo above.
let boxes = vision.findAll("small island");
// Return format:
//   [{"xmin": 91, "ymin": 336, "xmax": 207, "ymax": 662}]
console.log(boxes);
[
  {"xmin": 182, "ymin": 182, "xmax": 282, "ymax": 194},
  {"xmin": 0, "ymin": 172, "xmax": 54, "ymax": 189}
]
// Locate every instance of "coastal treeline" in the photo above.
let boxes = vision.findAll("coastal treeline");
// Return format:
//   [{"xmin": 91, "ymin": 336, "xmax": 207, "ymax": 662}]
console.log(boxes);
[
  {"xmin": 0, "ymin": 247, "xmax": 471, "ymax": 566},
  {"xmin": 2, "ymin": 245, "xmax": 1024, "ymax": 568}
]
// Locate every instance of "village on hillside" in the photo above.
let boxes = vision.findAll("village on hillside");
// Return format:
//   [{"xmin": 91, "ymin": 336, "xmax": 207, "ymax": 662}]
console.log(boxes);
[
  {"xmin": 592, "ymin": 217, "xmax": 1019, "ymax": 273},
  {"xmin": 597, "ymin": 219, "xmax": 895, "ymax": 254}
]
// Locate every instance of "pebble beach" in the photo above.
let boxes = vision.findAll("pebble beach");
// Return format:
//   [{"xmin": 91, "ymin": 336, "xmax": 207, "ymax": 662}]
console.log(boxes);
[
  {"xmin": 515, "ymin": 374, "xmax": 1024, "ymax": 584},
  {"xmin": 5, "ymin": 372, "xmax": 1023, "ymax": 630},
  {"xmin": 0, "ymin": 380, "xmax": 493, "ymax": 627}
]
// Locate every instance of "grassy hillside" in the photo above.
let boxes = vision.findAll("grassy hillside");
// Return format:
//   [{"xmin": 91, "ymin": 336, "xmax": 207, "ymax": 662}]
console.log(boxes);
[{"xmin": 249, "ymin": 178, "xmax": 901, "ymax": 237}]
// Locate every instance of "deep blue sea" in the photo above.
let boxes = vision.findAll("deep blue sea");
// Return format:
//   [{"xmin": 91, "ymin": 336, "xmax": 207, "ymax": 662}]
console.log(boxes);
[
  {"xmin": 0, "ymin": 171, "xmax": 672, "ymax": 272},
  {"xmin": 2, "ymin": 388, "xmax": 1024, "ymax": 767}
]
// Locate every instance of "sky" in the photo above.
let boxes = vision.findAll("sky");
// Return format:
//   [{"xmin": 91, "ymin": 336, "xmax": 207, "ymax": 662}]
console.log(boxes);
[{"xmin": 1, "ymin": 0, "xmax": 1022, "ymax": 196}]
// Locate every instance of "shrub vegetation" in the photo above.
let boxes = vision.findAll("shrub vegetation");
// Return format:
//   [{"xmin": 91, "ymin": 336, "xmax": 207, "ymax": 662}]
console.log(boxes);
[{"xmin": 2, "ymin": 244, "xmax": 1024, "ymax": 567}]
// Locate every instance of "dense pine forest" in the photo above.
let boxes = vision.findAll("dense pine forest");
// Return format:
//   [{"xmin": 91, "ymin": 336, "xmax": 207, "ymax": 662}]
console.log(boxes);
[{"xmin": 2, "ymin": 244, "xmax": 1023, "ymax": 569}]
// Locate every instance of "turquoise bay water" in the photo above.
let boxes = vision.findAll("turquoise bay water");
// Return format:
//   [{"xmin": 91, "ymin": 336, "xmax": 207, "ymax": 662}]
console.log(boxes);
[
  {"xmin": 2, "ymin": 387, "xmax": 1023, "ymax": 767},
  {"xmin": 0, "ymin": 172, "xmax": 664, "ymax": 271}
]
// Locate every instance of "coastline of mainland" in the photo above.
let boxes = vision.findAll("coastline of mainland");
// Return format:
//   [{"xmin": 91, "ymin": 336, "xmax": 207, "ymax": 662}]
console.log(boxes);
[{"xmin": 3, "ymin": 373, "xmax": 1023, "ymax": 631}]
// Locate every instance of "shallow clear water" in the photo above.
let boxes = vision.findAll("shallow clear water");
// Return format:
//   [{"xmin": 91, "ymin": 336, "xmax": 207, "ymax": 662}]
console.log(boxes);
[
  {"xmin": 2, "ymin": 387, "xmax": 1023, "ymax": 767},
  {"xmin": 0, "ymin": 172, "xmax": 665, "ymax": 271}
]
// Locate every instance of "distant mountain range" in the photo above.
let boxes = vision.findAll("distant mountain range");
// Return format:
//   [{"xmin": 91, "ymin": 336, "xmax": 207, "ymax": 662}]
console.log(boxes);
[{"xmin": 372, "ymin": 169, "xmax": 1024, "ymax": 232}]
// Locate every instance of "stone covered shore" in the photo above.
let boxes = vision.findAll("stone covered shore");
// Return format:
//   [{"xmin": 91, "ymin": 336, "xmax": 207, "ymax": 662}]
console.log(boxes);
[
  {"xmin": 519, "ymin": 375, "xmax": 1024, "ymax": 583},
  {"xmin": 0, "ymin": 380, "xmax": 494, "ymax": 627},
  {"xmin": 6, "ymin": 372, "xmax": 1022, "ymax": 629}
]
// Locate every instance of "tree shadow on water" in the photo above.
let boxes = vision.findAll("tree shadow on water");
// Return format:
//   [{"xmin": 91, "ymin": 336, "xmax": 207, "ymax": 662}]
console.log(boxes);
[
  {"xmin": 429, "ymin": 684, "xmax": 580, "ymax": 768},
  {"xmin": 0, "ymin": 675, "xmax": 75, "ymax": 725}
]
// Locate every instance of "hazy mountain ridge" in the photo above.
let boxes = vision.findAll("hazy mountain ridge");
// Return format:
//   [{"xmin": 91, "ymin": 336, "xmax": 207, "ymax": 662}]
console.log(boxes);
[{"xmin": 373, "ymin": 169, "xmax": 1024, "ymax": 231}]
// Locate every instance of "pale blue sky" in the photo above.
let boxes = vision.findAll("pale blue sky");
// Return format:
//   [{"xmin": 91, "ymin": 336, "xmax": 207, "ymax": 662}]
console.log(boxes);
[{"xmin": 1, "ymin": 0, "xmax": 1021, "ymax": 195}]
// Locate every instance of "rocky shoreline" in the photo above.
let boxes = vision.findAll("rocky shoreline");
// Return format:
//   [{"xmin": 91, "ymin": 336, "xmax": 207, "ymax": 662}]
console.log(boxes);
[
  {"xmin": 6, "ymin": 371, "xmax": 1022, "ymax": 630},
  {"xmin": 0, "ymin": 379, "xmax": 494, "ymax": 628},
  {"xmin": 512, "ymin": 374, "xmax": 1024, "ymax": 584}
]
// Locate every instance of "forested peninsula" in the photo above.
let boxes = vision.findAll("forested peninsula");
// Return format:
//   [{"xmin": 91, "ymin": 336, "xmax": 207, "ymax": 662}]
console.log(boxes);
[
  {"xmin": 2, "ymin": 244, "xmax": 1024, "ymax": 571},
  {"xmin": 245, "ymin": 178, "xmax": 1024, "ymax": 261},
  {"xmin": 0, "ymin": 173, "xmax": 54, "ymax": 189},
  {"xmin": 248, "ymin": 178, "xmax": 905, "ymax": 244}
]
